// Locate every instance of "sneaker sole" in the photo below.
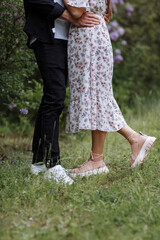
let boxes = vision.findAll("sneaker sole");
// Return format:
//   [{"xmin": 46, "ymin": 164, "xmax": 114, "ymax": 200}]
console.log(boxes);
[
  {"xmin": 44, "ymin": 166, "xmax": 74, "ymax": 185},
  {"xmin": 69, "ymin": 166, "xmax": 109, "ymax": 178},
  {"xmin": 30, "ymin": 165, "xmax": 47, "ymax": 175},
  {"xmin": 131, "ymin": 136, "xmax": 156, "ymax": 168}
]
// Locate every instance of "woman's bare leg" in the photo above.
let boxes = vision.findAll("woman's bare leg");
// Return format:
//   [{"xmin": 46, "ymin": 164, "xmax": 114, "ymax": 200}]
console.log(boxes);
[
  {"xmin": 71, "ymin": 130, "xmax": 107, "ymax": 174},
  {"xmin": 71, "ymin": 125, "xmax": 155, "ymax": 174},
  {"xmin": 91, "ymin": 126, "xmax": 149, "ymax": 166},
  {"xmin": 91, "ymin": 127, "xmax": 147, "ymax": 166},
  {"xmin": 91, "ymin": 130, "xmax": 107, "ymax": 161}
]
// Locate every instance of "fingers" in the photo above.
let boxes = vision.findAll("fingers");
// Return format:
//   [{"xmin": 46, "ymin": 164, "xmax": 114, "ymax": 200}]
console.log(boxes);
[
  {"xmin": 82, "ymin": 20, "xmax": 100, "ymax": 26},
  {"xmin": 83, "ymin": 17, "xmax": 100, "ymax": 24},
  {"xmin": 86, "ymin": 20, "xmax": 100, "ymax": 24},
  {"xmin": 104, "ymin": 13, "xmax": 109, "ymax": 18},
  {"xmin": 78, "ymin": 11, "xmax": 101, "ymax": 27},
  {"xmin": 104, "ymin": 17, "xmax": 109, "ymax": 23},
  {"xmin": 80, "ymin": 23, "xmax": 99, "ymax": 27},
  {"xmin": 103, "ymin": 14, "xmax": 109, "ymax": 25},
  {"xmin": 84, "ymin": 12, "xmax": 100, "ymax": 20},
  {"xmin": 79, "ymin": 20, "xmax": 99, "ymax": 27}
]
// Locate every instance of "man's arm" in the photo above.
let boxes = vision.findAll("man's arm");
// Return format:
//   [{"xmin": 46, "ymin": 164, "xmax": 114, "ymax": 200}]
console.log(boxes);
[
  {"xmin": 62, "ymin": 0, "xmax": 109, "ymax": 26},
  {"xmin": 61, "ymin": 10, "xmax": 100, "ymax": 27},
  {"xmin": 27, "ymin": 0, "xmax": 65, "ymax": 20}
]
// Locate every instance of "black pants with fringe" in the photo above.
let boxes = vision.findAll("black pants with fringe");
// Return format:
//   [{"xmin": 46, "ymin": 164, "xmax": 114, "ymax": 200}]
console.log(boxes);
[{"xmin": 32, "ymin": 39, "xmax": 67, "ymax": 168}]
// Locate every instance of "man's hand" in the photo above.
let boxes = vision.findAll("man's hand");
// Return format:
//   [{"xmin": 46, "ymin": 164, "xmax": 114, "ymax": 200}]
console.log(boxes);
[
  {"xmin": 72, "ymin": 12, "xmax": 100, "ymax": 27},
  {"xmin": 104, "ymin": 13, "xmax": 110, "ymax": 25},
  {"xmin": 61, "ymin": 10, "xmax": 100, "ymax": 27}
]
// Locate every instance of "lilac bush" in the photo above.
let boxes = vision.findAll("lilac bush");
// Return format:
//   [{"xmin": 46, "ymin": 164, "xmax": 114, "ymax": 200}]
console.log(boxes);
[
  {"xmin": 114, "ymin": 49, "xmax": 123, "ymax": 63},
  {"xmin": 109, "ymin": 20, "xmax": 125, "ymax": 42},
  {"xmin": 108, "ymin": 1, "xmax": 134, "ymax": 63},
  {"xmin": 125, "ymin": 5, "xmax": 134, "ymax": 17},
  {"xmin": 9, "ymin": 102, "xmax": 29, "ymax": 116}
]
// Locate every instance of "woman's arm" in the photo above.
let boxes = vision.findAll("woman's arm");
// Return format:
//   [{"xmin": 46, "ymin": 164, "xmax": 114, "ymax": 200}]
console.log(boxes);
[{"xmin": 63, "ymin": 0, "xmax": 86, "ymax": 19}]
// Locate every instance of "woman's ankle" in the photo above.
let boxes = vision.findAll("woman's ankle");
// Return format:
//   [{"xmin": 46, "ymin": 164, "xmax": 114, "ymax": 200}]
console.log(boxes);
[
  {"xmin": 127, "ymin": 132, "xmax": 140, "ymax": 145},
  {"xmin": 90, "ymin": 151, "xmax": 103, "ymax": 162}
]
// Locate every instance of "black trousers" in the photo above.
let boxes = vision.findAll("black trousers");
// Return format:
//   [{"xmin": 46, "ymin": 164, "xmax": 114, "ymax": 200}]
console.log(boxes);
[{"xmin": 32, "ymin": 39, "xmax": 67, "ymax": 168}]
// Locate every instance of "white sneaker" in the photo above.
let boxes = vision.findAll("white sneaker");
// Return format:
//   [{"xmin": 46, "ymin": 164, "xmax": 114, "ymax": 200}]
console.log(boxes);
[
  {"xmin": 30, "ymin": 163, "xmax": 47, "ymax": 175},
  {"xmin": 44, "ymin": 165, "xmax": 74, "ymax": 185}
]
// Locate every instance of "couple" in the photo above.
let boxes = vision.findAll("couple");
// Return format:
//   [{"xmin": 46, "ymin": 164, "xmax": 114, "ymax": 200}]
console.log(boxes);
[{"xmin": 23, "ymin": 0, "xmax": 156, "ymax": 184}]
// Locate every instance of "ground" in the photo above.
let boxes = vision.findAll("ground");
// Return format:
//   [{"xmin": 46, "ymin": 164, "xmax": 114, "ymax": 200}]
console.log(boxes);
[{"xmin": 0, "ymin": 102, "xmax": 160, "ymax": 240}]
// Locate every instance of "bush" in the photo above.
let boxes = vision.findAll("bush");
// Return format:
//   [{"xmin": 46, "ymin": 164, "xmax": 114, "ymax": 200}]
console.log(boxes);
[
  {"xmin": 0, "ymin": 1, "xmax": 40, "ymax": 119},
  {"xmin": 112, "ymin": 0, "xmax": 160, "ymax": 107}
]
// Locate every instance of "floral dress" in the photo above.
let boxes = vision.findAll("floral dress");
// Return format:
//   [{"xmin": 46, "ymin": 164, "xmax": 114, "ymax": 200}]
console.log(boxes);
[{"xmin": 66, "ymin": 0, "xmax": 127, "ymax": 133}]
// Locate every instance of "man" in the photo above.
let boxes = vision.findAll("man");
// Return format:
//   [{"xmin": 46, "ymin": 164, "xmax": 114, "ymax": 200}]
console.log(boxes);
[{"xmin": 23, "ymin": 0, "xmax": 100, "ymax": 183}]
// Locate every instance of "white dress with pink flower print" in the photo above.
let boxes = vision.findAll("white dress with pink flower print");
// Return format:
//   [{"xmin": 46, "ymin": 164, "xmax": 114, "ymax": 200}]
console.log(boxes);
[{"xmin": 66, "ymin": 0, "xmax": 127, "ymax": 133}]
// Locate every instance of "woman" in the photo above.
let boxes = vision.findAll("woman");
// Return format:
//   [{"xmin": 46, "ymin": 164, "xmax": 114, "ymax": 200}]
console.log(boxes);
[{"xmin": 64, "ymin": 0, "xmax": 156, "ymax": 177}]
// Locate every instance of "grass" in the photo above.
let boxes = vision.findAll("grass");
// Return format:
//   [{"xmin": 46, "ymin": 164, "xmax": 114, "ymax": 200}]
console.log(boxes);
[{"xmin": 0, "ymin": 102, "xmax": 160, "ymax": 240}]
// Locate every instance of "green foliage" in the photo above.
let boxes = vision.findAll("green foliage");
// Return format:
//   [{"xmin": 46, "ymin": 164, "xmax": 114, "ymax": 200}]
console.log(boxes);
[
  {"xmin": 0, "ymin": 80, "xmax": 43, "ymax": 136},
  {"xmin": 0, "ymin": 0, "xmax": 39, "ymax": 116},
  {"xmin": 112, "ymin": 0, "xmax": 160, "ymax": 107}
]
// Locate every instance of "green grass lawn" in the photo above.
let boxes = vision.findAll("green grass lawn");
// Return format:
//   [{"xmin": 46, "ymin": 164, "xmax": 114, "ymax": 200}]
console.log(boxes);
[{"xmin": 0, "ymin": 102, "xmax": 160, "ymax": 240}]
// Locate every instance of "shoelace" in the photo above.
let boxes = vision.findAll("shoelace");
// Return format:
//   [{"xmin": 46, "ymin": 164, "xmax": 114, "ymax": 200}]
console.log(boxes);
[
  {"xmin": 127, "ymin": 131, "xmax": 145, "ymax": 141},
  {"xmin": 90, "ymin": 151, "xmax": 103, "ymax": 160}
]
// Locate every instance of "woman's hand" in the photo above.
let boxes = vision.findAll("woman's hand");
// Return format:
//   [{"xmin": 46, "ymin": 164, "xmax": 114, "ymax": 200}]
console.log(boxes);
[{"xmin": 104, "ymin": 13, "xmax": 110, "ymax": 25}]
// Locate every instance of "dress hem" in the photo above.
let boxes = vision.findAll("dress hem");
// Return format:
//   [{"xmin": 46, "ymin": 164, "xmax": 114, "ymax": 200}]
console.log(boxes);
[{"xmin": 66, "ymin": 123, "xmax": 127, "ymax": 134}]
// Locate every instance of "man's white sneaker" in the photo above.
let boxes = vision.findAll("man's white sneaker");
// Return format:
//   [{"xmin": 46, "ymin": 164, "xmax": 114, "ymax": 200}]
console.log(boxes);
[
  {"xmin": 44, "ymin": 165, "xmax": 74, "ymax": 185},
  {"xmin": 30, "ymin": 163, "xmax": 47, "ymax": 175}
]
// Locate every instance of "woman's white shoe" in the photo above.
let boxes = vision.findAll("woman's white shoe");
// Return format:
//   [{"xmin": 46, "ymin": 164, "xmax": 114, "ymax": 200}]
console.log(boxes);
[
  {"xmin": 69, "ymin": 166, "xmax": 109, "ymax": 178},
  {"xmin": 69, "ymin": 153, "xmax": 109, "ymax": 178},
  {"xmin": 130, "ymin": 132, "xmax": 156, "ymax": 168}
]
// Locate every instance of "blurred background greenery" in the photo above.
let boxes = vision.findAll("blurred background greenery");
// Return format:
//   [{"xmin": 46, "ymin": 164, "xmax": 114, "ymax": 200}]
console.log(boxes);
[{"xmin": 0, "ymin": 0, "xmax": 160, "ymax": 136}]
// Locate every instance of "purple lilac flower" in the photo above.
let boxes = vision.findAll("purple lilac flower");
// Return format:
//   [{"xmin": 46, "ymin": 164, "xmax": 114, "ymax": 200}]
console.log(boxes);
[
  {"xmin": 126, "ymin": 12, "xmax": 132, "ymax": 18},
  {"xmin": 118, "ymin": 0, "xmax": 124, "ymax": 4},
  {"xmin": 117, "ymin": 27, "xmax": 125, "ymax": 36},
  {"xmin": 20, "ymin": 108, "xmax": 28, "ymax": 115},
  {"xmin": 110, "ymin": 31, "xmax": 119, "ymax": 41},
  {"xmin": 121, "ymin": 40, "xmax": 127, "ymax": 45},
  {"xmin": 9, "ymin": 102, "xmax": 16, "ymax": 109},
  {"xmin": 107, "ymin": 25, "xmax": 112, "ymax": 31},
  {"xmin": 8, "ymin": 4, "xmax": 17, "ymax": 11},
  {"xmin": 111, "ymin": 0, "xmax": 118, "ymax": 4},
  {"xmin": 126, "ymin": 5, "xmax": 134, "ymax": 12},
  {"xmin": 114, "ymin": 55, "xmax": 123, "ymax": 63},
  {"xmin": 112, "ymin": 4, "xmax": 118, "ymax": 14},
  {"xmin": 111, "ymin": 0, "xmax": 124, "ymax": 13},
  {"xmin": 115, "ymin": 49, "xmax": 121, "ymax": 55},
  {"xmin": 110, "ymin": 20, "xmax": 118, "ymax": 28},
  {"xmin": 125, "ymin": 5, "xmax": 134, "ymax": 18}
]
